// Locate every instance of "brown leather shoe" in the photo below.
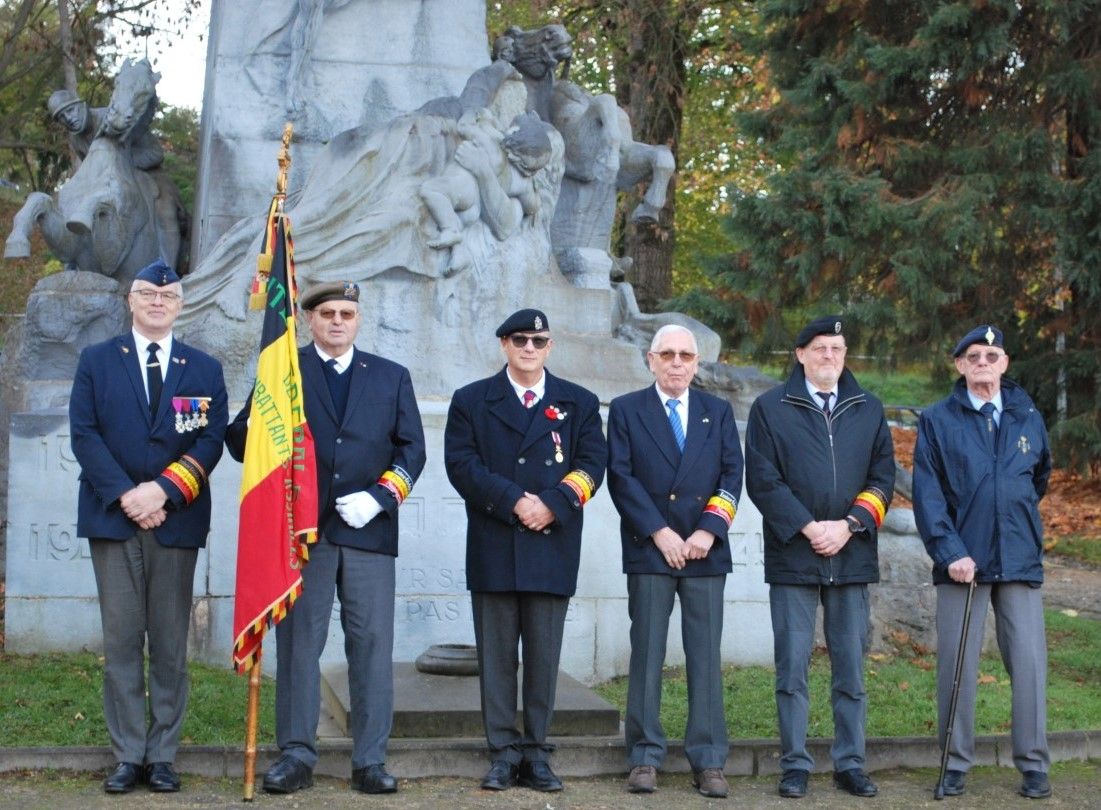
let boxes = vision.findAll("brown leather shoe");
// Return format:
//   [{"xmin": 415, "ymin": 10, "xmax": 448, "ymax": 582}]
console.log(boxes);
[
  {"xmin": 627, "ymin": 765, "xmax": 657, "ymax": 793},
  {"xmin": 693, "ymin": 767, "xmax": 729, "ymax": 798}
]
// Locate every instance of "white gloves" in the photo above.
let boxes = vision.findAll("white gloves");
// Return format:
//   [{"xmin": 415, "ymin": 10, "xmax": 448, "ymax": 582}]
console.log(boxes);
[{"xmin": 335, "ymin": 490, "xmax": 383, "ymax": 529}]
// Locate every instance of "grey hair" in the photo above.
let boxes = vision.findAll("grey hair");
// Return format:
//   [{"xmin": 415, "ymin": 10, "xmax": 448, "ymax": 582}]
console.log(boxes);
[{"xmin": 649, "ymin": 324, "xmax": 698, "ymax": 353}]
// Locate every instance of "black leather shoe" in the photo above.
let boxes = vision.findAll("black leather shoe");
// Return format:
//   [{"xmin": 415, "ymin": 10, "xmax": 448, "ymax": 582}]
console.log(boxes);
[
  {"xmin": 103, "ymin": 762, "xmax": 142, "ymax": 794},
  {"xmin": 352, "ymin": 763, "xmax": 398, "ymax": 794},
  {"xmin": 519, "ymin": 760, "xmax": 563, "ymax": 792},
  {"xmin": 833, "ymin": 768, "xmax": 878, "ymax": 797},
  {"xmin": 146, "ymin": 762, "xmax": 181, "ymax": 792},
  {"xmin": 481, "ymin": 760, "xmax": 519, "ymax": 790},
  {"xmin": 262, "ymin": 754, "xmax": 314, "ymax": 794},
  {"xmin": 779, "ymin": 769, "xmax": 809, "ymax": 798},
  {"xmin": 1019, "ymin": 770, "xmax": 1051, "ymax": 799},
  {"xmin": 939, "ymin": 769, "xmax": 966, "ymax": 796}
]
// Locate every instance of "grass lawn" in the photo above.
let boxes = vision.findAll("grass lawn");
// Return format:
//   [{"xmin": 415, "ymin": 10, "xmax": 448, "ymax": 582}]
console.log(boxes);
[{"xmin": 594, "ymin": 609, "xmax": 1101, "ymax": 740}]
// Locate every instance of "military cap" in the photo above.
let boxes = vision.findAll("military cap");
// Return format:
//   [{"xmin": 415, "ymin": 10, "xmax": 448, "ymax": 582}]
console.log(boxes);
[
  {"xmin": 495, "ymin": 308, "xmax": 550, "ymax": 337},
  {"xmin": 132, "ymin": 259, "xmax": 180, "ymax": 287},
  {"xmin": 795, "ymin": 314, "xmax": 844, "ymax": 348},
  {"xmin": 300, "ymin": 281, "xmax": 360, "ymax": 311},
  {"xmin": 952, "ymin": 324, "xmax": 1004, "ymax": 357}
]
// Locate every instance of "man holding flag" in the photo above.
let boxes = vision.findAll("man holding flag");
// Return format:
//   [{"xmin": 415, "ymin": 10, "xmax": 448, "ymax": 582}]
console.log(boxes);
[{"xmin": 228, "ymin": 279, "xmax": 425, "ymax": 795}]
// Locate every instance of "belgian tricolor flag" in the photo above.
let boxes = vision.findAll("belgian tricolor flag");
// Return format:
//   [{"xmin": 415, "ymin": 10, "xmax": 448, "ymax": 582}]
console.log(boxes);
[{"xmin": 232, "ymin": 195, "xmax": 319, "ymax": 673}]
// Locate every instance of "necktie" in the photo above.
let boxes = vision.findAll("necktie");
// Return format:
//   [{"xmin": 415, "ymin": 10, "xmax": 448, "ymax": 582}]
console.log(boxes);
[
  {"xmin": 667, "ymin": 398, "xmax": 685, "ymax": 451},
  {"xmin": 980, "ymin": 402, "xmax": 998, "ymax": 453},
  {"xmin": 523, "ymin": 390, "xmax": 536, "ymax": 409},
  {"xmin": 816, "ymin": 391, "xmax": 832, "ymax": 418},
  {"xmin": 326, "ymin": 358, "xmax": 340, "ymax": 373},
  {"xmin": 146, "ymin": 342, "xmax": 162, "ymax": 418}
]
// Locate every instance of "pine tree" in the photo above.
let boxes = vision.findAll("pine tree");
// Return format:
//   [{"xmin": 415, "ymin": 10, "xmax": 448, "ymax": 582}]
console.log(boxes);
[{"xmin": 702, "ymin": 0, "xmax": 1101, "ymax": 473}]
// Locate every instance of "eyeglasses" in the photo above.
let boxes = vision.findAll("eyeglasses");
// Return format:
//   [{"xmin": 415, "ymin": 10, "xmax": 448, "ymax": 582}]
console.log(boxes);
[
  {"xmin": 131, "ymin": 289, "xmax": 180, "ymax": 302},
  {"xmin": 964, "ymin": 350, "xmax": 1005, "ymax": 364},
  {"xmin": 808, "ymin": 344, "xmax": 845, "ymax": 356},
  {"xmin": 652, "ymin": 350, "xmax": 698, "ymax": 363},
  {"xmin": 314, "ymin": 308, "xmax": 358, "ymax": 321},
  {"xmin": 509, "ymin": 334, "xmax": 550, "ymax": 349}
]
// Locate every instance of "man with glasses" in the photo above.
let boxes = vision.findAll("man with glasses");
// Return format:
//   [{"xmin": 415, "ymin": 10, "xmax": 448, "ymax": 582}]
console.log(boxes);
[
  {"xmin": 913, "ymin": 325, "xmax": 1052, "ymax": 800},
  {"xmin": 744, "ymin": 315, "xmax": 894, "ymax": 799},
  {"xmin": 444, "ymin": 308, "xmax": 607, "ymax": 793},
  {"xmin": 226, "ymin": 281, "xmax": 425, "ymax": 796},
  {"xmin": 69, "ymin": 259, "xmax": 228, "ymax": 794},
  {"xmin": 606, "ymin": 324, "xmax": 743, "ymax": 797}
]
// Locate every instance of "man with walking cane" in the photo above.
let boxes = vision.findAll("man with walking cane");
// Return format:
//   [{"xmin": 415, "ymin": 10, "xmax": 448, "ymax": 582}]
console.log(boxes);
[{"xmin": 914, "ymin": 324, "xmax": 1053, "ymax": 800}]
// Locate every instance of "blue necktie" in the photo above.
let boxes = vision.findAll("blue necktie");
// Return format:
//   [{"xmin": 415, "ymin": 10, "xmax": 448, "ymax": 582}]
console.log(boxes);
[
  {"xmin": 146, "ymin": 342, "xmax": 162, "ymax": 418},
  {"xmin": 667, "ymin": 398, "xmax": 685, "ymax": 451},
  {"xmin": 981, "ymin": 402, "xmax": 998, "ymax": 453}
]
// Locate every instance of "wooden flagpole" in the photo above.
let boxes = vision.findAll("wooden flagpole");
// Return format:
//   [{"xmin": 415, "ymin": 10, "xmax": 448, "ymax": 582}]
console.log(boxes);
[{"xmin": 242, "ymin": 122, "xmax": 295, "ymax": 803}]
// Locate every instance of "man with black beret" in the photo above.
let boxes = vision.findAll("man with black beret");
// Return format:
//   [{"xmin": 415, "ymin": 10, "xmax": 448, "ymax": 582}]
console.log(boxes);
[
  {"xmin": 227, "ymin": 280, "xmax": 426, "ymax": 796},
  {"xmin": 745, "ymin": 315, "xmax": 894, "ymax": 799},
  {"xmin": 69, "ymin": 259, "xmax": 228, "ymax": 794},
  {"xmin": 444, "ymin": 308, "xmax": 607, "ymax": 792},
  {"xmin": 913, "ymin": 325, "xmax": 1053, "ymax": 799}
]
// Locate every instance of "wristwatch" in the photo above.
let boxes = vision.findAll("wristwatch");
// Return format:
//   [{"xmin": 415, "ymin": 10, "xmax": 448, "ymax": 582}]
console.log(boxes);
[{"xmin": 846, "ymin": 515, "xmax": 865, "ymax": 534}]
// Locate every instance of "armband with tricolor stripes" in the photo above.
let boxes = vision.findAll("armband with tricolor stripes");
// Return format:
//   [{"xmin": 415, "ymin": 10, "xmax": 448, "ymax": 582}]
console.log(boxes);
[
  {"xmin": 560, "ymin": 469, "xmax": 596, "ymax": 507},
  {"xmin": 851, "ymin": 487, "xmax": 888, "ymax": 527},
  {"xmin": 377, "ymin": 465, "xmax": 413, "ymax": 505},
  {"xmin": 160, "ymin": 454, "xmax": 208, "ymax": 505},
  {"xmin": 703, "ymin": 488, "xmax": 738, "ymax": 528}
]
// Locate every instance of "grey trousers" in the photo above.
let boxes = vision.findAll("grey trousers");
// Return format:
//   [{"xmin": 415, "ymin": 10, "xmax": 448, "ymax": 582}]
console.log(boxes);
[
  {"xmin": 89, "ymin": 533, "xmax": 197, "ymax": 765},
  {"xmin": 936, "ymin": 581, "xmax": 1049, "ymax": 774},
  {"xmin": 471, "ymin": 590, "xmax": 569, "ymax": 765},
  {"xmin": 625, "ymin": 573, "xmax": 727, "ymax": 771},
  {"xmin": 275, "ymin": 540, "xmax": 395, "ymax": 769},
  {"xmin": 770, "ymin": 583, "xmax": 870, "ymax": 772}
]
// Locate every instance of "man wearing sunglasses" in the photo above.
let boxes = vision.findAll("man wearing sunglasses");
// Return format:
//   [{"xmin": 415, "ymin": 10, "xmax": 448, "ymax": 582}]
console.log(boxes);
[
  {"xmin": 227, "ymin": 281, "xmax": 426, "ymax": 796},
  {"xmin": 606, "ymin": 324, "xmax": 743, "ymax": 798},
  {"xmin": 69, "ymin": 259, "xmax": 228, "ymax": 794},
  {"xmin": 444, "ymin": 308, "xmax": 607, "ymax": 793},
  {"xmin": 913, "ymin": 325, "xmax": 1053, "ymax": 800},
  {"xmin": 745, "ymin": 315, "xmax": 894, "ymax": 800}
]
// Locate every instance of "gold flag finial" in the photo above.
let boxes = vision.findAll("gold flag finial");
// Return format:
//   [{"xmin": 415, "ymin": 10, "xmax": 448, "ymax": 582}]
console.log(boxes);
[
  {"xmin": 249, "ymin": 123, "xmax": 295, "ymax": 311},
  {"xmin": 276, "ymin": 122, "xmax": 293, "ymax": 197}
]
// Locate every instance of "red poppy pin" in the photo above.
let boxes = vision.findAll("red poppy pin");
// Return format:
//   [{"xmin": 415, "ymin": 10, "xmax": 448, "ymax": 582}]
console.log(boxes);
[{"xmin": 544, "ymin": 404, "xmax": 566, "ymax": 421}]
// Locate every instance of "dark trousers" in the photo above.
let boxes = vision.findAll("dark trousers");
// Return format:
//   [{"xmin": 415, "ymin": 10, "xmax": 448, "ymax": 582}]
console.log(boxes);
[
  {"xmin": 275, "ymin": 539, "xmax": 395, "ymax": 769},
  {"xmin": 471, "ymin": 590, "xmax": 569, "ymax": 764},
  {"xmin": 936, "ymin": 582, "xmax": 1049, "ymax": 774},
  {"xmin": 625, "ymin": 573, "xmax": 728, "ymax": 771},
  {"xmin": 89, "ymin": 532, "xmax": 197, "ymax": 765},
  {"xmin": 770, "ymin": 583, "xmax": 870, "ymax": 772}
]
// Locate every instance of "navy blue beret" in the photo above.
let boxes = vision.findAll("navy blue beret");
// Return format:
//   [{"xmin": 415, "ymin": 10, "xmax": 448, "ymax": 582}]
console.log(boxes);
[
  {"xmin": 795, "ymin": 314, "xmax": 843, "ymax": 348},
  {"xmin": 133, "ymin": 259, "xmax": 180, "ymax": 287},
  {"xmin": 496, "ymin": 308, "xmax": 549, "ymax": 337},
  {"xmin": 953, "ymin": 324, "xmax": 1004, "ymax": 357}
]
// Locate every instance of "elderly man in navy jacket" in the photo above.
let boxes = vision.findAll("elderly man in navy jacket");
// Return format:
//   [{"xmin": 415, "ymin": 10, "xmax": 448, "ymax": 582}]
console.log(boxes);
[
  {"xmin": 227, "ymin": 281, "xmax": 425, "ymax": 796},
  {"xmin": 444, "ymin": 308, "xmax": 607, "ymax": 793},
  {"xmin": 745, "ymin": 315, "xmax": 894, "ymax": 800},
  {"xmin": 70, "ymin": 260, "xmax": 228, "ymax": 794},
  {"xmin": 607, "ymin": 324, "xmax": 743, "ymax": 798},
  {"xmin": 913, "ymin": 325, "xmax": 1052, "ymax": 800}
]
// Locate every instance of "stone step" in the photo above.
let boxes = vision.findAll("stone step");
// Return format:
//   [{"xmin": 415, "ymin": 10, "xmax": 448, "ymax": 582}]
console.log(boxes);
[{"xmin": 321, "ymin": 662, "xmax": 620, "ymax": 738}]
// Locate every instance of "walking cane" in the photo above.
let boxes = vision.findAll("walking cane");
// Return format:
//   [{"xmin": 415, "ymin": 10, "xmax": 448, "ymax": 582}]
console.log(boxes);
[{"xmin": 934, "ymin": 577, "xmax": 978, "ymax": 800}]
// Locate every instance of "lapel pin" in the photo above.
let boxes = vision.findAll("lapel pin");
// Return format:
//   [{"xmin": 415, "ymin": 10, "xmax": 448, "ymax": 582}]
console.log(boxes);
[
  {"xmin": 702, "ymin": 417, "xmax": 710, "ymax": 423},
  {"xmin": 121, "ymin": 346, "xmax": 130, "ymax": 353}
]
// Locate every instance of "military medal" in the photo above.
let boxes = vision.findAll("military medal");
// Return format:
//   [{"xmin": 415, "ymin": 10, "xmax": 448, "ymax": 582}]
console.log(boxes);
[
  {"xmin": 173, "ymin": 397, "xmax": 186, "ymax": 433},
  {"xmin": 198, "ymin": 399, "xmax": 209, "ymax": 427},
  {"xmin": 552, "ymin": 430, "xmax": 564, "ymax": 463}
]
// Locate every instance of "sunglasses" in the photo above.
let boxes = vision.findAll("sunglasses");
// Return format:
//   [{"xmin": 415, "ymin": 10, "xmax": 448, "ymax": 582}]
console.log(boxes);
[
  {"xmin": 314, "ymin": 308, "xmax": 358, "ymax": 321},
  {"xmin": 509, "ymin": 335, "xmax": 550, "ymax": 349},
  {"xmin": 964, "ymin": 350, "xmax": 1005, "ymax": 364},
  {"xmin": 652, "ymin": 350, "xmax": 698, "ymax": 362}
]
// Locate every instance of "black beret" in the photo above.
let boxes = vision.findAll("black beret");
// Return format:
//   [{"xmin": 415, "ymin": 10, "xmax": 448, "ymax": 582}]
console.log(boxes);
[
  {"xmin": 495, "ymin": 308, "xmax": 549, "ymax": 337},
  {"xmin": 300, "ymin": 281, "xmax": 360, "ymax": 310},
  {"xmin": 953, "ymin": 324, "xmax": 1004, "ymax": 357},
  {"xmin": 133, "ymin": 259, "xmax": 180, "ymax": 287},
  {"xmin": 795, "ymin": 314, "xmax": 843, "ymax": 348}
]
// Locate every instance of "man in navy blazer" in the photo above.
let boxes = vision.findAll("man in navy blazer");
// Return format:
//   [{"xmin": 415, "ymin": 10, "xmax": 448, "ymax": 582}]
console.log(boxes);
[
  {"xmin": 226, "ymin": 281, "xmax": 425, "ymax": 796},
  {"xmin": 444, "ymin": 308, "xmax": 607, "ymax": 793},
  {"xmin": 607, "ymin": 324, "xmax": 743, "ymax": 798},
  {"xmin": 69, "ymin": 260, "xmax": 228, "ymax": 794}
]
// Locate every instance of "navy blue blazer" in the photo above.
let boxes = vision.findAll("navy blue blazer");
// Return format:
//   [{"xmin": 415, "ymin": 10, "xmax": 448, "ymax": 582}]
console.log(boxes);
[
  {"xmin": 607, "ymin": 385, "xmax": 743, "ymax": 576},
  {"xmin": 227, "ymin": 345, "xmax": 426, "ymax": 557},
  {"xmin": 444, "ymin": 367, "xmax": 607, "ymax": 596},
  {"xmin": 69, "ymin": 332, "xmax": 228, "ymax": 548}
]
